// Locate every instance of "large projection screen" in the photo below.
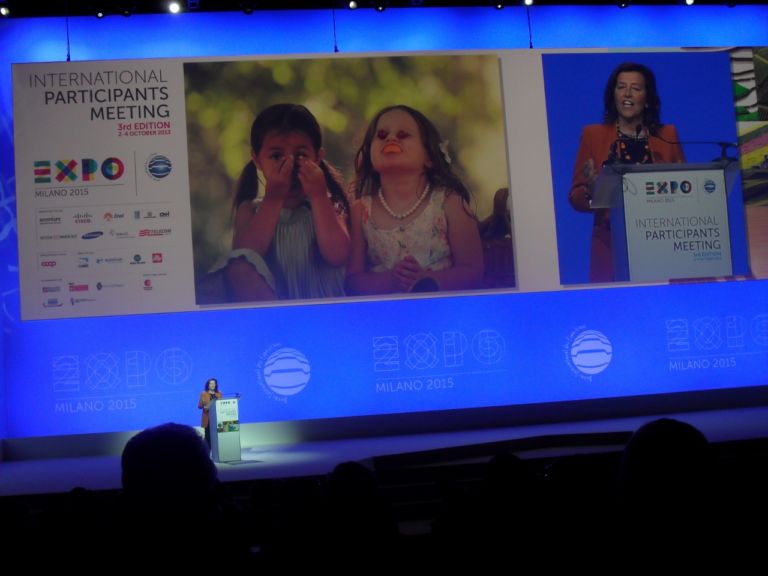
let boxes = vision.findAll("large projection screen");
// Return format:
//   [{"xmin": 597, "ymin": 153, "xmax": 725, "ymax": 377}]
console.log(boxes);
[{"xmin": 1, "ymin": 8, "xmax": 767, "ymax": 440}]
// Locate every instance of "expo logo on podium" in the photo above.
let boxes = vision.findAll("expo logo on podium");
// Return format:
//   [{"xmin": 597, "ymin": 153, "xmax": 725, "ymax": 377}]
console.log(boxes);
[{"xmin": 644, "ymin": 180, "xmax": 693, "ymax": 196}]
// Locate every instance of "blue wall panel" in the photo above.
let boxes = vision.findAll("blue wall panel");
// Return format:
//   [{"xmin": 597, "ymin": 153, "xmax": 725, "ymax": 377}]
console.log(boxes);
[{"xmin": 1, "ymin": 6, "xmax": 767, "ymax": 437}]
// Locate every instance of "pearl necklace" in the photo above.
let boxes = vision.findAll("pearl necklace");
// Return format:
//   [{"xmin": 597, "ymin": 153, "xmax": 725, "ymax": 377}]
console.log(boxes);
[{"xmin": 378, "ymin": 183, "xmax": 431, "ymax": 220}]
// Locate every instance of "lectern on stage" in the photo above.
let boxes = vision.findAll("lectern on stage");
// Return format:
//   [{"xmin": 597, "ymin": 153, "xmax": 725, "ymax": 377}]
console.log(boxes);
[
  {"xmin": 592, "ymin": 160, "xmax": 741, "ymax": 282},
  {"xmin": 209, "ymin": 394, "xmax": 241, "ymax": 463}
]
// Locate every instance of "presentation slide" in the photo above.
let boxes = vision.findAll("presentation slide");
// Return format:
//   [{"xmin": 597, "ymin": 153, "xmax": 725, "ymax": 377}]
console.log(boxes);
[
  {"xmin": 14, "ymin": 53, "xmax": 510, "ymax": 319},
  {"xmin": 15, "ymin": 49, "xmax": 760, "ymax": 321},
  {"xmin": 6, "ymin": 45, "xmax": 767, "ymax": 438}
]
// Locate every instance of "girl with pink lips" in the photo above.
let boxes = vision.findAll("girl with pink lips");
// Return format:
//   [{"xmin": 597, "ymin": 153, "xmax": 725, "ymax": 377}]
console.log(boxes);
[
  {"xmin": 569, "ymin": 62, "xmax": 685, "ymax": 283},
  {"xmin": 346, "ymin": 105, "xmax": 483, "ymax": 295}
]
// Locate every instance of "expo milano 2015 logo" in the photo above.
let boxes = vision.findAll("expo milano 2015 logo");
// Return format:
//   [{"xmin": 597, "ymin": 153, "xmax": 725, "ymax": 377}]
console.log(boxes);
[
  {"xmin": 256, "ymin": 344, "xmax": 311, "ymax": 403},
  {"xmin": 564, "ymin": 327, "xmax": 613, "ymax": 380}
]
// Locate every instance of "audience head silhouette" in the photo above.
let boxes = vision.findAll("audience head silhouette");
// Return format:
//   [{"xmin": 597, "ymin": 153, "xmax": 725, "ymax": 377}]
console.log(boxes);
[
  {"xmin": 328, "ymin": 460, "xmax": 378, "ymax": 507},
  {"xmin": 619, "ymin": 417, "xmax": 712, "ymax": 514},
  {"xmin": 121, "ymin": 422, "xmax": 218, "ymax": 514}
]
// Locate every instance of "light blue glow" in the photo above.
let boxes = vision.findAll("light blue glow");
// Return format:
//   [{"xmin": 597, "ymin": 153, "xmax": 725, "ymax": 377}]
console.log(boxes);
[{"xmin": 1, "ymin": 7, "xmax": 767, "ymax": 438}]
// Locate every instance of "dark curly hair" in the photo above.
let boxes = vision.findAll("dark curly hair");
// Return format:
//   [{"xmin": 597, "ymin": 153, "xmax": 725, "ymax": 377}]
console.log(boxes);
[
  {"xmin": 233, "ymin": 103, "xmax": 348, "ymax": 215},
  {"xmin": 603, "ymin": 62, "xmax": 663, "ymax": 135},
  {"xmin": 351, "ymin": 104, "xmax": 470, "ymax": 203}
]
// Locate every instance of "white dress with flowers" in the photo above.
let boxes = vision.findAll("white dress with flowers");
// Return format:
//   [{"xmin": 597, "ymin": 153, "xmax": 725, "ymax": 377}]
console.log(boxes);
[{"xmin": 361, "ymin": 187, "xmax": 453, "ymax": 273}]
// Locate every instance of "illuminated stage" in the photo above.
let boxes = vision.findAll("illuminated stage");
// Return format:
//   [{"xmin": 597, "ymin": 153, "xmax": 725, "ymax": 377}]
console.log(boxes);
[{"xmin": 3, "ymin": 404, "xmax": 767, "ymax": 498}]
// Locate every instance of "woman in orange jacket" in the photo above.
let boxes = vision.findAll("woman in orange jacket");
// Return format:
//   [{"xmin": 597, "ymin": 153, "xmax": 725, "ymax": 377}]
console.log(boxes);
[
  {"xmin": 569, "ymin": 62, "xmax": 685, "ymax": 283},
  {"xmin": 198, "ymin": 378, "xmax": 222, "ymax": 447}
]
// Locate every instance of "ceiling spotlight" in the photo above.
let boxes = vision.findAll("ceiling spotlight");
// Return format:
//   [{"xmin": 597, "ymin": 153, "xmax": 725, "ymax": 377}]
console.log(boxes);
[
  {"xmin": 684, "ymin": 0, "xmax": 694, "ymax": 5},
  {"xmin": 117, "ymin": 2, "xmax": 132, "ymax": 16},
  {"xmin": 96, "ymin": 10, "xmax": 105, "ymax": 18},
  {"xmin": 618, "ymin": 0, "xmax": 629, "ymax": 7},
  {"xmin": 375, "ymin": 3, "xmax": 386, "ymax": 11},
  {"xmin": 114, "ymin": 1, "xmax": 134, "ymax": 16},
  {"xmin": 348, "ymin": 1, "xmax": 358, "ymax": 8},
  {"xmin": 523, "ymin": 0, "xmax": 533, "ymax": 6},
  {"xmin": 240, "ymin": 1, "xmax": 256, "ymax": 13},
  {"xmin": 168, "ymin": 2, "xmax": 182, "ymax": 13},
  {"xmin": 495, "ymin": 2, "xmax": 504, "ymax": 8},
  {"xmin": 0, "ymin": 5, "xmax": 10, "ymax": 17}
]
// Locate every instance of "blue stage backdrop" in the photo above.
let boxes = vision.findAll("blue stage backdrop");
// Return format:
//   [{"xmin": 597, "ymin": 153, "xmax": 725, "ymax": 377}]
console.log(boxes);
[
  {"xmin": 1, "ymin": 6, "xmax": 767, "ymax": 438},
  {"xmin": 5, "ymin": 281, "xmax": 768, "ymax": 437}
]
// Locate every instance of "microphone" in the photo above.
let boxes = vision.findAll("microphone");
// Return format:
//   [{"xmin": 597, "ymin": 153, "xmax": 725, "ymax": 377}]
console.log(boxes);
[{"xmin": 650, "ymin": 126, "xmax": 738, "ymax": 161}]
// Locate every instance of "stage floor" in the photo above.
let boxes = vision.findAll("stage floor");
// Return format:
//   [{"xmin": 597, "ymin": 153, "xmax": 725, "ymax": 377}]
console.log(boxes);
[{"xmin": 2, "ymin": 405, "xmax": 768, "ymax": 498}]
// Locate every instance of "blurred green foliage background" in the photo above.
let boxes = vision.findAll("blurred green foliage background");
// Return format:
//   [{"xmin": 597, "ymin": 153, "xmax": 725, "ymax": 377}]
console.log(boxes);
[{"xmin": 185, "ymin": 54, "xmax": 508, "ymax": 277}]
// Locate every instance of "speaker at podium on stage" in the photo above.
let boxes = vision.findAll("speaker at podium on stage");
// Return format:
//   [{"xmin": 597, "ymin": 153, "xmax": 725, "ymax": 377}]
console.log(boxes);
[
  {"xmin": 208, "ymin": 390, "xmax": 242, "ymax": 464},
  {"xmin": 567, "ymin": 61, "xmax": 749, "ymax": 284},
  {"xmin": 198, "ymin": 378, "xmax": 222, "ymax": 448},
  {"xmin": 567, "ymin": 61, "xmax": 687, "ymax": 283}
]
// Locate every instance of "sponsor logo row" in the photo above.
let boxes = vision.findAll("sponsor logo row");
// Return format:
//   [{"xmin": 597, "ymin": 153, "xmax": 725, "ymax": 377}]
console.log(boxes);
[
  {"xmin": 39, "ymin": 227, "xmax": 172, "ymax": 242},
  {"xmin": 37, "ymin": 207, "xmax": 173, "ymax": 243},
  {"xmin": 41, "ymin": 275, "xmax": 166, "ymax": 308},
  {"xmin": 38, "ymin": 228, "xmax": 173, "ymax": 242},
  {"xmin": 39, "ymin": 250, "xmax": 166, "ymax": 273},
  {"xmin": 38, "ymin": 207, "xmax": 172, "ymax": 226}
]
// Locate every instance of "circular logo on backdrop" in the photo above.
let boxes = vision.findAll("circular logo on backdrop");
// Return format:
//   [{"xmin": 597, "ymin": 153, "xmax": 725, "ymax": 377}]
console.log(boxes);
[
  {"xmin": 145, "ymin": 153, "xmax": 172, "ymax": 180},
  {"xmin": 565, "ymin": 328, "xmax": 613, "ymax": 378},
  {"xmin": 472, "ymin": 329, "xmax": 506, "ymax": 364},
  {"xmin": 156, "ymin": 347, "xmax": 193, "ymax": 386},
  {"xmin": 703, "ymin": 179, "xmax": 716, "ymax": 194},
  {"xmin": 262, "ymin": 347, "xmax": 311, "ymax": 397}
]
